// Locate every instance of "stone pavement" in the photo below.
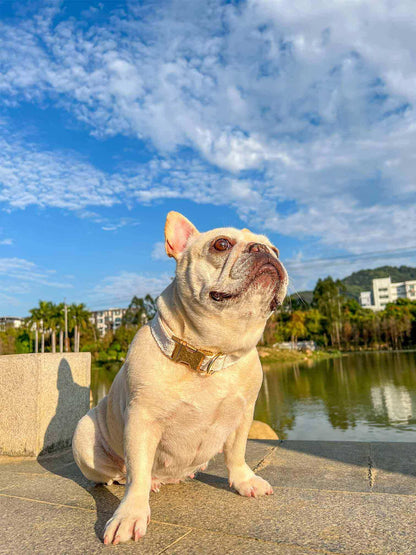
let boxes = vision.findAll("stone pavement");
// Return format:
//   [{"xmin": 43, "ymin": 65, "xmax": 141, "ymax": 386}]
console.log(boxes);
[{"xmin": 1, "ymin": 440, "xmax": 416, "ymax": 554}]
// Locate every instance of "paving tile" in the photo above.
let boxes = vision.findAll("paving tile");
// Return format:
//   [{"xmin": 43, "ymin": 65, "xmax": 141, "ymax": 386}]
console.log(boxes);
[
  {"xmin": 200, "ymin": 439, "xmax": 277, "ymax": 480},
  {"xmin": 278, "ymin": 440, "xmax": 370, "ymax": 466},
  {"xmin": 258, "ymin": 440, "xmax": 371, "ymax": 493},
  {"xmin": 0, "ymin": 449, "xmax": 76, "ymax": 487},
  {"xmin": 150, "ymin": 480, "xmax": 416, "ymax": 554},
  {"xmin": 164, "ymin": 529, "xmax": 322, "ymax": 554},
  {"xmin": 0, "ymin": 470, "xmax": 46, "ymax": 492},
  {"xmin": 0, "ymin": 493, "xmax": 190, "ymax": 555},
  {"xmin": 3, "ymin": 441, "xmax": 416, "ymax": 554},
  {"xmin": 371, "ymin": 442, "xmax": 416, "ymax": 494},
  {"xmin": 0, "ymin": 457, "xmax": 48, "ymax": 490},
  {"xmin": 0, "ymin": 470, "xmax": 119, "ymax": 512},
  {"xmin": 0, "ymin": 442, "xmax": 276, "ymax": 511}
]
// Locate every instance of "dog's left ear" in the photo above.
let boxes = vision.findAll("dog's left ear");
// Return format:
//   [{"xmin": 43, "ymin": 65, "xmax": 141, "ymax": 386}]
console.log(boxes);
[{"xmin": 165, "ymin": 211, "xmax": 199, "ymax": 259}]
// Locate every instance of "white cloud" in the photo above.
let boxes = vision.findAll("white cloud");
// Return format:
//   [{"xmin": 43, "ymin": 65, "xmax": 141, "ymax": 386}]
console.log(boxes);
[
  {"xmin": 0, "ymin": 1, "xmax": 415, "ymax": 254},
  {"xmin": 0, "ymin": 133, "xmax": 124, "ymax": 210},
  {"xmin": 0, "ymin": 238, "xmax": 12, "ymax": 245},
  {"xmin": 88, "ymin": 271, "xmax": 172, "ymax": 309},
  {"xmin": 76, "ymin": 210, "xmax": 139, "ymax": 231},
  {"xmin": 0, "ymin": 291, "xmax": 21, "ymax": 308},
  {"xmin": 0, "ymin": 128, "xmax": 269, "ymax": 217},
  {"xmin": 151, "ymin": 241, "xmax": 167, "ymax": 261},
  {"xmin": 0, "ymin": 257, "xmax": 73, "ymax": 288},
  {"xmin": 101, "ymin": 218, "xmax": 139, "ymax": 232}
]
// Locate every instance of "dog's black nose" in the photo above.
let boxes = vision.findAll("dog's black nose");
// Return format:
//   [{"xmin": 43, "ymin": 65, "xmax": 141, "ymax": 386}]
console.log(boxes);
[{"xmin": 248, "ymin": 242, "xmax": 268, "ymax": 254}]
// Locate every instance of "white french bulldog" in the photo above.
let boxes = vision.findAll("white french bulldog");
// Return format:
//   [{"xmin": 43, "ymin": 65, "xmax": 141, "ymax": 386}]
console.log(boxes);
[{"xmin": 72, "ymin": 211, "xmax": 288, "ymax": 545}]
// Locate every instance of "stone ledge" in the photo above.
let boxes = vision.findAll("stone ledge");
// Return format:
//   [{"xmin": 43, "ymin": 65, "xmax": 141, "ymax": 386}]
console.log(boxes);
[{"xmin": 0, "ymin": 353, "xmax": 90, "ymax": 456}]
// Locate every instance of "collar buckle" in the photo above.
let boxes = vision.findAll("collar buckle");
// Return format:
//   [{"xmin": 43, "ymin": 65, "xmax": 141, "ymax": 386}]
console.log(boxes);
[{"xmin": 171, "ymin": 336, "xmax": 209, "ymax": 373}]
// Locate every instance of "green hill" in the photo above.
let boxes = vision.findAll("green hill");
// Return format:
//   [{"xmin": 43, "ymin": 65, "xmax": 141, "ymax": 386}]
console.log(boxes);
[
  {"xmin": 342, "ymin": 265, "xmax": 416, "ymax": 299},
  {"xmin": 287, "ymin": 265, "xmax": 416, "ymax": 305},
  {"xmin": 287, "ymin": 290, "xmax": 313, "ymax": 307}
]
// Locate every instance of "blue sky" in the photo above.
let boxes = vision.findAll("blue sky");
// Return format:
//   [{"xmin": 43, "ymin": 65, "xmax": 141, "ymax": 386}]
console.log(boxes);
[{"xmin": 1, "ymin": 0, "xmax": 416, "ymax": 316}]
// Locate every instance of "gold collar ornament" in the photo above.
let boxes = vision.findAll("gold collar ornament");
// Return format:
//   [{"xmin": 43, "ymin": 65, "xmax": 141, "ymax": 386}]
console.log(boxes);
[{"xmin": 150, "ymin": 314, "xmax": 233, "ymax": 375}]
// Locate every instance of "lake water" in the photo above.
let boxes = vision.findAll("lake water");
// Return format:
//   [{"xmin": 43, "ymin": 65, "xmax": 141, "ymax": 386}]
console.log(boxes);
[{"xmin": 92, "ymin": 351, "xmax": 416, "ymax": 442}]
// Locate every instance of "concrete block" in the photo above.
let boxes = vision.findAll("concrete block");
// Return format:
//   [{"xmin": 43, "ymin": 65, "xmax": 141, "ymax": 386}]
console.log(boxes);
[{"xmin": 0, "ymin": 353, "xmax": 90, "ymax": 456}]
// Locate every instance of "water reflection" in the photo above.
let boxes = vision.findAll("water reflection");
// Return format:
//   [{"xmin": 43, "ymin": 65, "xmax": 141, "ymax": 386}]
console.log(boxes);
[
  {"xmin": 91, "ymin": 362, "xmax": 121, "ymax": 407},
  {"xmin": 92, "ymin": 351, "xmax": 416, "ymax": 442},
  {"xmin": 255, "ymin": 351, "xmax": 416, "ymax": 441}
]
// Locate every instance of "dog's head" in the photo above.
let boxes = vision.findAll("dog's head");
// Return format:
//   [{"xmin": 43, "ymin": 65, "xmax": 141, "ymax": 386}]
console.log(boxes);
[{"xmin": 164, "ymin": 211, "xmax": 288, "ymax": 323}]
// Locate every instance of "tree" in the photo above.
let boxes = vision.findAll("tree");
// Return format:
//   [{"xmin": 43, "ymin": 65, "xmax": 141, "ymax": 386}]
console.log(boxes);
[
  {"xmin": 15, "ymin": 330, "xmax": 31, "ymax": 353},
  {"xmin": 36, "ymin": 300, "xmax": 51, "ymax": 353},
  {"xmin": 283, "ymin": 291, "xmax": 312, "ymax": 311},
  {"xmin": 69, "ymin": 303, "xmax": 91, "ymax": 352},
  {"xmin": 312, "ymin": 277, "xmax": 346, "ymax": 347},
  {"xmin": 0, "ymin": 328, "xmax": 17, "ymax": 355},
  {"xmin": 122, "ymin": 295, "xmax": 157, "ymax": 327},
  {"xmin": 304, "ymin": 309, "xmax": 323, "ymax": 339},
  {"xmin": 381, "ymin": 303, "xmax": 412, "ymax": 349},
  {"xmin": 286, "ymin": 311, "xmax": 307, "ymax": 346},
  {"xmin": 27, "ymin": 308, "xmax": 41, "ymax": 353},
  {"xmin": 262, "ymin": 312, "xmax": 285, "ymax": 345},
  {"xmin": 49, "ymin": 303, "xmax": 65, "ymax": 353}
]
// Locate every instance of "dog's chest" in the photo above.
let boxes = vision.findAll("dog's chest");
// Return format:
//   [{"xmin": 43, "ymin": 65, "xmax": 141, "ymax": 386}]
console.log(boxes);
[
  {"xmin": 155, "ymin": 380, "xmax": 248, "ymax": 472},
  {"xmin": 169, "ymin": 388, "xmax": 246, "ymax": 430}
]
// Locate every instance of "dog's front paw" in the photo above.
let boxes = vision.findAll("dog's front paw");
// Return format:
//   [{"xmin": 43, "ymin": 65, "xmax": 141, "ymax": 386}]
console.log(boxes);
[
  {"xmin": 233, "ymin": 475, "xmax": 273, "ymax": 498},
  {"xmin": 103, "ymin": 500, "xmax": 150, "ymax": 545}
]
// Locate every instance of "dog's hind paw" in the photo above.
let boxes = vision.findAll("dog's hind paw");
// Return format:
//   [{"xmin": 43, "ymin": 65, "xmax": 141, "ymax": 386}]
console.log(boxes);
[{"xmin": 151, "ymin": 478, "xmax": 162, "ymax": 493}]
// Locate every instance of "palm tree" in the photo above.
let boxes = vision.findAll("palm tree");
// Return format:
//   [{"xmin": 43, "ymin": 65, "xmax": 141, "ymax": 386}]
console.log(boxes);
[
  {"xmin": 69, "ymin": 303, "xmax": 91, "ymax": 352},
  {"xmin": 56, "ymin": 303, "xmax": 66, "ymax": 353},
  {"xmin": 49, "ymin": 303, "xmax": 65, "ymax": 354},
  {"xmin": 27, "ymin": 308, "xmax": 41, "ymax": 353},
  {"xmin": 36, "ymin": 300, "xmax": 51, "ymax": 353}
]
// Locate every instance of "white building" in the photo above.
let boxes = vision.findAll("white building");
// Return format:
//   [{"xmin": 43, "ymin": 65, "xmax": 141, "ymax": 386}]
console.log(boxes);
[
  {"xmin": 89, "ymin": 308, "xmax": 127, "ymax": 337},
  {"xmin": 0, "ymin": 317, "xmax": 24, "ymax": 331},
  {"xmin": 274, "ymin": 341, "xmax": 316, "ymax": 351},
  {"xmin": 360, "ymin": 277, "xmax": 416, "ymax": 311}
]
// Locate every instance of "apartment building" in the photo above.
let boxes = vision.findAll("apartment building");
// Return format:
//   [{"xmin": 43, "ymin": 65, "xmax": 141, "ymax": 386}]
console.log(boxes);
[
  {"xmin": 360, "ymin": 277, "xmax": 416, "ymax": 311},
  {"xmin": 0, "ymin": 316, "xmax": 24, "ymax": 331},
  {"xmin": 89, "ymin": 308, "xmax": 127, "ymax": 337}
]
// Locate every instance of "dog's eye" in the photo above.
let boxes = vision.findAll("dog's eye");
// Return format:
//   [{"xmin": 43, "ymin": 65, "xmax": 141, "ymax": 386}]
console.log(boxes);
[{"xmin": 213, "ymin": 238, "xmax": 232, "ymax": 252}]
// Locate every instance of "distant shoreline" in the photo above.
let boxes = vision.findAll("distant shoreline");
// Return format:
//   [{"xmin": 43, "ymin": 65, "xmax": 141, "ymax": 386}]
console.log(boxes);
[
  {"xmin": 258, "ymin": 347, "xmax": 342, "ymax": 366},
  {"xmin": 258, "ymin": 346, "xmax": 416, "ymax": 367}
]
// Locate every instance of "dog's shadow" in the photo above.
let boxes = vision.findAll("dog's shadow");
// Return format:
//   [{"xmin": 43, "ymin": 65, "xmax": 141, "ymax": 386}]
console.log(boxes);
[
  {"xmin": 195, "ymin": 470, "xmax": 230, "ymax": 490},
  {"xmin": 36, "ymin": 358, "xmax": 122, "ymax": 542},
  {"xmin": 37, "ymin": 449, "xmax": 232, "ymax": 542},
  {"xmin": 38, "ymin": 448, "xmax": 123, "ymax": 540}
]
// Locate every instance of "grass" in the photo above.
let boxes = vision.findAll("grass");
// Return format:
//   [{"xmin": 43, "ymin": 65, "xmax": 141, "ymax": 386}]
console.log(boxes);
[{"xmin": 257, "ymin": 346, "xmax": 342, "ymax": 366}]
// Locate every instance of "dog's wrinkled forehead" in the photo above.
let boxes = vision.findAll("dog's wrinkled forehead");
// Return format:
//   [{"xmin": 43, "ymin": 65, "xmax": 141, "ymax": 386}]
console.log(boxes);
[
  {"xmin": 192, "ymin": 227, "xmax": 273, "ymax": 253},
  {"xmin": 164, "ymin": 211, "xmax": 277, "ymax": 260}
]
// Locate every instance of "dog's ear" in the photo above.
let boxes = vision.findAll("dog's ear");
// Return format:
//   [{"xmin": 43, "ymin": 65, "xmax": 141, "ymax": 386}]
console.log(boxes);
[{"xmin": 165, "ymin": 211, "xmax": 199, "ymax": 259}]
